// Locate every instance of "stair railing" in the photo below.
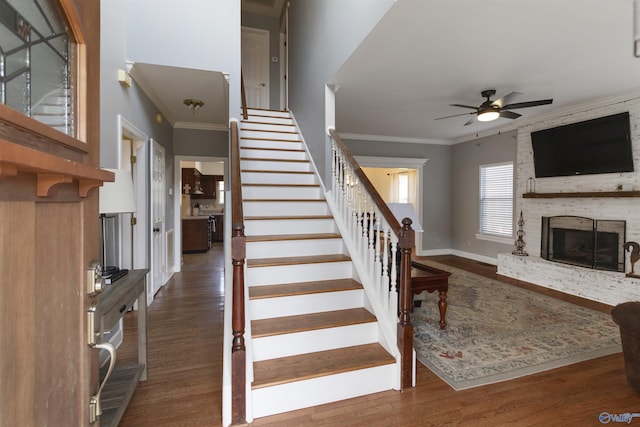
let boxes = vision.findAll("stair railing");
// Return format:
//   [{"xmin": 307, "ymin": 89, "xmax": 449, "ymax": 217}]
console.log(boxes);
[
  {"xmin": 229, "ymin": 119, "xmax": 247, "ymax": 424},
  {"xmin": 328, "ymin": 128, "xmax": 415, "ymax": 390},
  {"xmin": 240, "ymin": 71, "xmax": 248, "ymax": 120}
]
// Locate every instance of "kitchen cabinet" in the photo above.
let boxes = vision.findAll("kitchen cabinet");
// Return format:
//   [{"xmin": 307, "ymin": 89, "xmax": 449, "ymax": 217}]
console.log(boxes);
[
  {"xmin": 182, "ymin": 168, "xmax": 201, "ymax": 194},
  {"xmin": 182, "ymin": 217, "xmax": 209, "ymax": 252}
]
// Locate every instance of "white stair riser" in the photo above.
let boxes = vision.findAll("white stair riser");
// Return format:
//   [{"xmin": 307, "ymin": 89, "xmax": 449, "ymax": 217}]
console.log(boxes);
[
  {"xmin": 241, "ymin": 140, "xmax": 302, "ymax": 151},
  {"xmin": 241, "ymin": 159, "xmax": 312, "ymax": 172},
  {"xmin": 244, "ymin": 116, "xmax": 294, "ymax": 126},
  {"xmin": 247, "ymin": 109, "xmax": 290, "ymax": 118},
  {"xmin": 247, "ymin": 261, "xmax": 352, "ymax": 286},
  {"xmin": 241, "ymin": 130, "xmax": 300, "ymax": 141},
  {"xmin": 242, "ymin": 122, "xmax": 295, "ymax": 132},
  {"xmin": 246, "ymin": 238, "xmax": 343, "ymax": 259},
  {"xmin": 240, "ymin": 148, "xmax": 307, "ymax": 161},
  {"xmin": 249, "ymin": 289, "xmax": 364, "ymax": 319},
  {"xmin": 252, "ymin": 365, "xmax": 395, "ymax": 419},
  {"xmin": 242, "ymin": 185, "xmax": 322, "ymax": 199},
  {"xmin": 241, "ymin": 172, "xmax": 316, "ymax": 185},
  {"xmin": 252, "ymin": 322, "xmax": 378, "ymax": 361},
  {"xmin": 33, "ymin": 116, "xmax": 67, "ymax": 126},
  {"xmin": 244, "ymin": 218, "xmax": 336, "ymax": 235},
  {"xmin": 243, "ymin": 201, "xmax": 329, "ymax": 217}
]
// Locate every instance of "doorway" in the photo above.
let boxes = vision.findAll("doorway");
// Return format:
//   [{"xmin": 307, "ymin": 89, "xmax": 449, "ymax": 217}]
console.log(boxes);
[
  {"xmin": 173, "ymin": 155, "xmax": 228, "ymax": 272},
  {"xmin": 242, "ymin": 26, "xmax": 270, "ymax": 109},
  {"xmin": 356, "ymin": 156, "xmax": 427, "ymax": 255}
]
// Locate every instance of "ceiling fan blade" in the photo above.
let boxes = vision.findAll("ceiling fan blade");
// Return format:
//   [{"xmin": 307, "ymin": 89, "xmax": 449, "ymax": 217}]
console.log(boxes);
[
  {"xmin": 502, "ymin": 99, "xmax": 553, "ymax": 110},
  {"xmin": 463, "ymin": 116, "xmax": 477, "ymax": 126},
  {"xmin": 491, "ymin": 91, "xmax": 522, "ymax": 108},
  {"xmin": 500, "ymin": 110, "xmax": 522, "ymax": 120},
  {"xmin": 450, "ymin": 103, "xmax": 479, "ymax": 110},
  {"xmin": 434, "ymin": 111, "xmax": 475, "ymax": 120}
]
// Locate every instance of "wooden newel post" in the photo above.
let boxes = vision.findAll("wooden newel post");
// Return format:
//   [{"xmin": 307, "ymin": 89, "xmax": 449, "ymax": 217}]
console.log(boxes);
[
  {"xmin": 231, "ymin": 224, "xmax": 247, "ymax": 425},
  {"xmin": 397, "ymin": 217, "xmax": 415, "ymax": 390}
]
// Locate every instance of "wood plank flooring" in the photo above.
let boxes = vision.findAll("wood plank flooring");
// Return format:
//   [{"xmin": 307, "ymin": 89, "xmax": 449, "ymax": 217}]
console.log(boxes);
[{"xmin": 118, "ymin": 248, "xmax": 638, "ymax": 426}]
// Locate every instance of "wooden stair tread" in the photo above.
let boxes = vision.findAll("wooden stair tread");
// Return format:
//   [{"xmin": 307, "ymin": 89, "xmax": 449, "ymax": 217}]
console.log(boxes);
[
  {"xmin": 252, "ymin": 343, "xmax": 395, "ymax": 389},
  {"xmin": 252, "ymin": 308, "xmax": 376, "ymax": 338},
  {"xmin": 240, "ymin": 146, "xmax": 305, "ymax": 152},
  {"xmin": 241, "ymin": 157, "xmax": 309, "ymax": 163},
  {"xmin": 241, "ymin": 128, "xmax": 299, "ymax": 135},
  {"xmin": 242, "ymin": 183, "xmax": 320, "ymax": 187},
  {"xmin": 246, "ymin": 233, "xmax": 340, "ymax": 242},
  {"xmin": 249, "ymin": 278, "xmax": 362, "ymax": 299},
  {"xmin": 247, "ymin": 254, "xmax": 350, "ymax": 268},
  {"xmin": 241, "ymin": 121, "xmax": 295, "ymax": 127},
  {"xmin": 241, "ymin": 169, "xmax": 314, "ymax": 174},
  {"xmin": 243, "ymin": 198, "xmax": 325, "ymax": 202},
  {"xmin": 244, "ymin": 215, "xmax": 333, "ymax": 220},
  {"xmin": 240, "ymin": 136, "xmax": 302, "ymax": 142}
]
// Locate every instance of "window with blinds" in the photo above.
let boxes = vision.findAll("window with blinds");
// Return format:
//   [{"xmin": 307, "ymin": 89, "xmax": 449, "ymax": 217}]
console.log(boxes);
[{"xmin": 479, "ymin": 162, "xmax": 514, "ymax": 237}]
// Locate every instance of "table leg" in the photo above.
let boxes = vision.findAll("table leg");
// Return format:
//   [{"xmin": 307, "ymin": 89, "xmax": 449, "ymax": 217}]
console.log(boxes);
[{"xmin": 438, "ymin": 289, "xmax": 447, "ymax": 330}]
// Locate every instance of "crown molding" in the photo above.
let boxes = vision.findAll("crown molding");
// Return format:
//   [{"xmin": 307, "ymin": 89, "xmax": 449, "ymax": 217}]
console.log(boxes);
[
  {"xmin": 339, "ymin": 132, "xmax": 451, "ymax": 145},
  {"xmin": 173, "ymin": 121, "xmax": 229, "ymax": 131}
]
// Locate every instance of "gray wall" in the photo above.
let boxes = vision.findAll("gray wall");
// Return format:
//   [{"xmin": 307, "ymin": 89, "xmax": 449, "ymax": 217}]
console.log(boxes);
[
  {"xmin": 344, "ymin": 138, "xmax": 453, "ymax": 252},
  {"xmin": 242, "ymin": 12, "xmax": 282, "ymax": 110},
  {"xmin": 451, "ymin": 130, "xmax": 517, "ymax": 259},
  {"xmin": 288, "ymin": 0, "xmax": 395, "ymax": 187},
  {"xmin": 174, "ymin": 129, "xmax": 229, "ymax": 157}
]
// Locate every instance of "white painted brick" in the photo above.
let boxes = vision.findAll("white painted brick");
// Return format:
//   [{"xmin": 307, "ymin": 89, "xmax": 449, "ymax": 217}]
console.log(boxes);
[{"xmin": 502, "ymin": 96, "xmax": 640, "ymax": 305}]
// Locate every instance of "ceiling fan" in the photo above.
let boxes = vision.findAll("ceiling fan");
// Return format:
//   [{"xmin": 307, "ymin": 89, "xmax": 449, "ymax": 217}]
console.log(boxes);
[{"xmin": 435, "ymin": 89, "xmax": 553, "ymax": 126}]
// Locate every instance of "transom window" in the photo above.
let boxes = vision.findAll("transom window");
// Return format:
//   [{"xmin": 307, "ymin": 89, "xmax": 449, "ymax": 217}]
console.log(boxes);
[
  {"xmin": 479, "ymin": 162, "xmax": 514, "ymax": 238},
  {"xmin": 0, "ymin": 0, "xmax": 74, "ymax": 136}
]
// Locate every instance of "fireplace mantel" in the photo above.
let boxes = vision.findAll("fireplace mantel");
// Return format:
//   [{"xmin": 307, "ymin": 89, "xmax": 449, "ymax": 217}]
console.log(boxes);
[{"xmin": 523, "ymin": 191, "xmax": 640, "ymax": 199}]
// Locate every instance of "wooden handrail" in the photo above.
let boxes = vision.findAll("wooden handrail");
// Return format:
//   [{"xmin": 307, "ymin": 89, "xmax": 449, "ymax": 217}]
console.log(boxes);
[
  {"xmin": 329, "ymin": 128, "xmax": 402, "ymax": 235},
  {"xmin": 229, "ymin": 120, "xmax": 247, "ymax": 425},
  {"xmin": 240, "ymin": 71, "xmax": 248, "ymax": 120},
  {"xmin": 329, "ymin": 127, "xmax": 415, "ymax": 390}
]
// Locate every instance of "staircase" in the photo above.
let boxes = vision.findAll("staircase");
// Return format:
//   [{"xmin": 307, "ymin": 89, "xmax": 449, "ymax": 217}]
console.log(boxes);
[{"xmin": 240, "ymin": 108, "xmax": 397, "ymax": 419}]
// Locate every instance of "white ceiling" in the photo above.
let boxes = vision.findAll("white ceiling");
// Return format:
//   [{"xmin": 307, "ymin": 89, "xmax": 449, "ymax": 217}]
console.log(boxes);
[
  {"xmin": 129, "ymin": 0, "xmax": 640, "ymax": 144},
  {"xmin": 129, "ymin": 63, "xmax": 229, "ymax": 130},
  {"xmin": 332, "ymin": 0, "xmax": 640, "ymax": 143}
]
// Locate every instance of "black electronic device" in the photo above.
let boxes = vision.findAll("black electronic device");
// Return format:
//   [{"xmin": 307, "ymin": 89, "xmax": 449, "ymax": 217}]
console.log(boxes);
[{"xmin": 531, "ymin": 112, "xmax": 634, "ymax": 178}]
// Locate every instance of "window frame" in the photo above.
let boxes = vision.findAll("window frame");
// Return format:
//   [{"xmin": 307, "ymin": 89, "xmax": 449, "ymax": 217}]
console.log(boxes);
[{"xmin": 476, "ymin": 161, "xmax": 514, "ymax": 244}]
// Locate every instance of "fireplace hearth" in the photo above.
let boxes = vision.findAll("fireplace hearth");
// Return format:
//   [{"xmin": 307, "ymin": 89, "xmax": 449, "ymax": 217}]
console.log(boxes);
[{"xmin": 541, "ymin": 216, "xmax": 626, "ymax": 272}]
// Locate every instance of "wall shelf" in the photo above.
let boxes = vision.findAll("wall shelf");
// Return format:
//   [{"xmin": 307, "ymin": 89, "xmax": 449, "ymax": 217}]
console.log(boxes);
[{"xmin": 522, "ymin": 191, "xmax": 640, "ymax": 199}]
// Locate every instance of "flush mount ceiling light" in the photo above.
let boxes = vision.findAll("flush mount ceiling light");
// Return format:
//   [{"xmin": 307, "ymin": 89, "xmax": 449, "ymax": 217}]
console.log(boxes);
[
  {"xmin": 183, "ymin": 98, "xmax": 205, "ymax": 114},
  {"xmin": 477, "ymin": 108, "xmax": 500, "ymax": 122}
]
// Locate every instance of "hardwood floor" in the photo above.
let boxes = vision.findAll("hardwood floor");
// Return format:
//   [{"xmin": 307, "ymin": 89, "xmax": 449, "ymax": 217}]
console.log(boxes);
[{"xmin": 118, "ymin": 249, "xmax": 638, "ymax": 426}]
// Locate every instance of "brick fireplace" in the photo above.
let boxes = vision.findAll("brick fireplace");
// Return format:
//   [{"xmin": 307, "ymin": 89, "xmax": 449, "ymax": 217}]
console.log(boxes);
[{"xmin": 497, "ymin": 96, "xmax": 640, "ymax": 306}]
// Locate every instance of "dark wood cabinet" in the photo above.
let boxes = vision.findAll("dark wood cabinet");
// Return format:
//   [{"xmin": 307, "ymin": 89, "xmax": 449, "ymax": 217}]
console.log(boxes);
[{"xmin": 182, "ymin": 218, "xmax": 209, "ymax": 252}]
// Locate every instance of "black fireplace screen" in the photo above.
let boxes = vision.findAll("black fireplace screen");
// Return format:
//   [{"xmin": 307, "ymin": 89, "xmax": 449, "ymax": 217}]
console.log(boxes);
[{"xmin": 541, "ymin": 216, "xmax": 626, "ymax": 272}]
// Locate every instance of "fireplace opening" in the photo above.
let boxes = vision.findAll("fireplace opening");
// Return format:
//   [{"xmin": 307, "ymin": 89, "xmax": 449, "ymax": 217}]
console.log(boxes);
[{"xmin": 541, "ymin": 216, "xmax": 625, "ymax": 272}]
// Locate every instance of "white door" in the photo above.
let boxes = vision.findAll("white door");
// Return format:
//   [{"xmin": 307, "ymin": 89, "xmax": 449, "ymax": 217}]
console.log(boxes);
[
  {"xmin": 151, "ymin": 140, "xmax": 166, "ymax": 296},
  {"xmin": 242, "ymin": 27, "xmax": 270, "ymax": 109}
]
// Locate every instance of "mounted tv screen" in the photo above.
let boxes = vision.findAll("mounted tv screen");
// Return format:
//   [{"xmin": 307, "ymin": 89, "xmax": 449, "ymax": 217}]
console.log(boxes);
[{"xmin": 531, "ymin": 112, "xmax": 634, "ymax": 178}]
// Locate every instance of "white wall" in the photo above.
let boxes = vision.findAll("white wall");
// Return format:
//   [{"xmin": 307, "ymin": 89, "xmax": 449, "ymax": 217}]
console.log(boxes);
[{"xmin": 125, "ymin": 0, "xmax": 242, "ymax": 120}]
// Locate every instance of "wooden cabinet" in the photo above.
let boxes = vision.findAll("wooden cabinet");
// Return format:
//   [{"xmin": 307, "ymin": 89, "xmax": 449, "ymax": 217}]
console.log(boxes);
[
  {"xmin": 95, "ymin": 269, "xmax": 148, "ymax": 427},
  {"xmin": 182, "ymin": 218, "xmax": 209, "ymax": 252},
  {"xmin": 182, "ymin": 168, "xmax": 196, "ymax": 194}
]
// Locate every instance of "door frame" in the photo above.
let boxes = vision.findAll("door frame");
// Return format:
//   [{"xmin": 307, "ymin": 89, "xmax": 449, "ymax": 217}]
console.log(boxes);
[{"xmin": 355, "ymin": 156, "xmax": 427, "ymax": 255}]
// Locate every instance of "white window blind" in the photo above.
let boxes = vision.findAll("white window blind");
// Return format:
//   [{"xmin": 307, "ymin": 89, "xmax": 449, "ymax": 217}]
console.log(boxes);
[{"xmin": 479, "ymin": 162, "xmax": 513, "ymax": 237}]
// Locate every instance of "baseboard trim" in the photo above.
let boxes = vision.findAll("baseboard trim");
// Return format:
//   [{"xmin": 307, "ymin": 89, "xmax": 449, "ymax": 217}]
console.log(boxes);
[{"xmin": 416, "ymin": 248, "xmax": 498, "ymax": 266}]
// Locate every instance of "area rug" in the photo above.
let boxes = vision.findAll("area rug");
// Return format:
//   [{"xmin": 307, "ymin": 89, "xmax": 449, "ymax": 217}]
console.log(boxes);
[{"xmin": 412, "ymin": 260, "xmax": 622, "ymax": 391}]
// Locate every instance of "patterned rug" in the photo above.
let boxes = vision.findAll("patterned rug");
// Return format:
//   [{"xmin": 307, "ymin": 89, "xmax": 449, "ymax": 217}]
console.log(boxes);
[{"xmin": 412, "ymin": 260, "xmax": 622, "ymax": 391}]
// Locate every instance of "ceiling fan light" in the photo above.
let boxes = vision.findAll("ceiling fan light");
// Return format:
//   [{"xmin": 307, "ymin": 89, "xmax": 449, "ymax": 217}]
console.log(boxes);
[{"xmin": 477, "ymin": 110, "xmax": 500, "ymax": 122}]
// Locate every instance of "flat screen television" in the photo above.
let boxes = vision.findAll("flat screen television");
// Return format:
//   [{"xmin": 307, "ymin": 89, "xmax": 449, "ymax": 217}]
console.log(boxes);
[{"xmin": 531, "ymin": 112, "xmax": 634, "ymax": 178}]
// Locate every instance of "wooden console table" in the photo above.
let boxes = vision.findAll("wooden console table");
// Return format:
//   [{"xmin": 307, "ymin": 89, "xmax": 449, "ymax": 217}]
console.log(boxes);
[
  {"xmin": 95, "ymin": 269, "xmax": 148, "ymax": 427},
  {"xmin": 411, "ymin": 261, "xmax": 451, "ymax": 329}
]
